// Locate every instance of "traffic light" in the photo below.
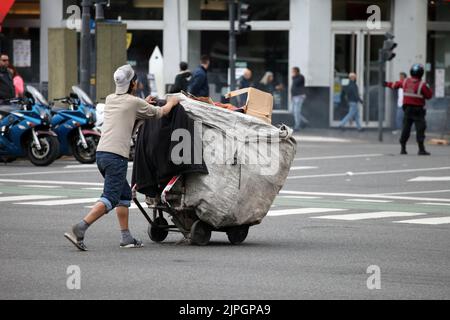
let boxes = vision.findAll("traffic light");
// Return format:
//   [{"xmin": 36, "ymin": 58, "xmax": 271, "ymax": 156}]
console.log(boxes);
[
  {"xmin": 238, "ymin": 1, "xmax": 251, "ymax": 33},
  {"xmin": 381, "ymin": 32, "xmax": 397, "ymax": 62}
]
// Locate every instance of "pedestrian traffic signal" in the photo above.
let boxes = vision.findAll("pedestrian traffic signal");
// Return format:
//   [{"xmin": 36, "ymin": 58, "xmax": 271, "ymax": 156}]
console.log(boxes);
[
  {"xmin": 381, "ymin": 33, "xmax": 397, "ymax": 62},
  {"xmin": 238, "ymin": 2, "xmax": 251, "ymax": 33}
]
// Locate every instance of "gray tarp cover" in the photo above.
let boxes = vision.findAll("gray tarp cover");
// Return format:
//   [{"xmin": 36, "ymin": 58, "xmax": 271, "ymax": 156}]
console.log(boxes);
[{"xmin": 173, "ymin": 94, "xmax": 297, "ymax": 228}]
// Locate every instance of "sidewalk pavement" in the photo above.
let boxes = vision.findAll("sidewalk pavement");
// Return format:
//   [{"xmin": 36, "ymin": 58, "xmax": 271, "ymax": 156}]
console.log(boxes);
[{"xmin": 292, "ymin": 128, "xmax": 450, "ymax": 145}]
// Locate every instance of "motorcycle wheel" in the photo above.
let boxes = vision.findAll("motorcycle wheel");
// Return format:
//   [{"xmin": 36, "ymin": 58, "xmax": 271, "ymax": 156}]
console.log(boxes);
[
  {"xmin": 27, "ymin": 134, "xmax": 59, "ymax": 166},
  {"xmin": 72, "ymin": 134, "xmax": 100, "ymax": 164}
]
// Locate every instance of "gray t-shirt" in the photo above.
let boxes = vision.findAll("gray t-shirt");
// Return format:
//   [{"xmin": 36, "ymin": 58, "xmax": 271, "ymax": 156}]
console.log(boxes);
[{"xmin": 96, "ymin": 93, "xmax": 162, "ymax": 158}]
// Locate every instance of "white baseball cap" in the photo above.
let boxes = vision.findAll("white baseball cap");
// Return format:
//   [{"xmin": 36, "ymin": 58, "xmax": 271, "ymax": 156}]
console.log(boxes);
[{"xmin": 113, "ymin": 64, "xmax": 136, "ymax": 94}]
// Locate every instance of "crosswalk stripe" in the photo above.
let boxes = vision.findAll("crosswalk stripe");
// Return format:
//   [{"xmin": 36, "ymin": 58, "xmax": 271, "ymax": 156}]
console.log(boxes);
[
  {"xmin": 417, "ymin": 202, "xmax": 450, "ymax": 207},
  {"xmin": 20, "ymin": 185, "xmax": 61, "ymax": 189},
  {"xmin": 267, "ymin": 208, "xmax": 346, "ymax": 216},
  {"xmin": 394, "ymin": 217, "xmax": 450, "ymax": 225},
  {"xmin": 346, "ymin": 199, "xmax": 392, "ymax": 203},
  {"xmin": 16, "ymin": 198, "xmax": 98, "ymax": 206},
  {"xmin": 0, "ymin": 195, "xmax": 64, "ymax": 202},
  {"xmin": 312, "ymin": 211, "xmax": 425, "ymax": 221},
  {"xmin": 278, "ymin": 195, "xmax": 321, "ymax": 199},
  {"xmin": 290, "ymin": 166, "xmax": 318, "ymax": 171}
]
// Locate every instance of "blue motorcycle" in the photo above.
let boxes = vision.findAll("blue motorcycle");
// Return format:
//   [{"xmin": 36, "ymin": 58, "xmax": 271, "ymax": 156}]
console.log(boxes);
[
  {"xmin": 0, "ymin": 86, "xmax": 59, "ymax": 166},
  {"xmin": 50, "ymin": 86, "xmax": 100, "ymax": 164}
]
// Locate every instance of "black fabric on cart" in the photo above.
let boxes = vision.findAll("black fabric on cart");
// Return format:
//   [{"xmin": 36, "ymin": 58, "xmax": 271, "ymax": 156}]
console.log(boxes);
[{"xmin": 131, "ymin": 104, "xmax": 208, "ymax": 197}]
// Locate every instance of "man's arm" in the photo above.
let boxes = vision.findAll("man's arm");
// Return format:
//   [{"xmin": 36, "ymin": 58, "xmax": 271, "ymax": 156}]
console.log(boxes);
[
  {"xmin": 421, "ymin": 83, "xmax": 433, "ymax": 100},
  {"xmin": 384, "ymin": 80, "xmax": 402, "ymax": 89},
  {"xmin": 136, "ymin": 96, "xmax": 180, "ymax": 120}
]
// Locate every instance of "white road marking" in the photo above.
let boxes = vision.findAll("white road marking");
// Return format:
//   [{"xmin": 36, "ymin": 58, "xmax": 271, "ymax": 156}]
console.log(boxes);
[
  {"xmin": 288, "ymin": 166, "xmax": 450, "ymax": 180},
  {"xmin": 294, "ymin": 153, "xmax": 383, "ymax": 161},
  {"xmin": 0, "ymin": 178, "xmax": 102, "ymax": 187},
  {"xmin": 378, "ymin": 189, "xmax": 450, "ymax": 196},
  {"xmin": 0, "ymin": 195, "xmax": 64, "ymax": 202},
  {"xmin": 267, "ymin": 208, "xmax": 346, "ymax": 216},
  {"xmin": 16, "ymin": 198, "xmax": 98, "ymax": 206},
  {"xmin": 83, "ymin": 187, "xmax": 103, "ymax": 191},
  {"xmin": 394, "ymin": 217, "xmax": 450, "ymax": 225},
  {"xmin": 417, "ymin": 202, "xmax": 450, "ymax": 207},
  {"xmin": 278, "ymin": 195, "xmax": 321, "ymax": 199},
  {"xmin": 64, "ymin": 163, "xmax": 133, "ymax": 169},
  {"xmin": 280, "ymin": 190, "xmax": 450, "ymax": 203},
  {"xmin": 313, "ymin": 211, "xmax": 425, "ymax": 221},
  {"xmin": 290, "ymin": 166, "xmax": 318, "ymax": 170},
  {"xmin": 0, "ymin": 169, "xmax": 99, "ymax": 176},
  {"xmin": 408, "ymin": 176, "xmax": 450, "ymax": 182},
  {"xmin": 346, "ymin": 199, "xmax": 392, "ymax": 203},
  {"xmin": 20, "ymin": 185, "xmax": 61, "ymax": 189},
  {"xmin": 294, "ymin": 136, "xmax": 350, "ymax": 143}
]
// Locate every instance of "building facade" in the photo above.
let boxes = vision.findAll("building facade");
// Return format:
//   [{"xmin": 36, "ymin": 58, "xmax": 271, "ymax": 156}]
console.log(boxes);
[{"xmin": 1, "ymin": 0, "xmax": 449, "ymax": 129}]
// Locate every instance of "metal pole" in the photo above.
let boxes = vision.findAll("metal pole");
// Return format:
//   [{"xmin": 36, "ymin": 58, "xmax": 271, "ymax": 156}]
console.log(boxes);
[
  {"xmin": 229, "ymin": 0, "xmax": 236, "ymax": 92},
  {"xmin": 365, "ymin": 32, "xmax": 371, "ymax": 125},
  {"xmin": 80, "ymin": 0, "xmax": 92, "ymax": 93},
  {"xmin": 378, "ymin": 49, "xmax": 385, "ymax": 142}
]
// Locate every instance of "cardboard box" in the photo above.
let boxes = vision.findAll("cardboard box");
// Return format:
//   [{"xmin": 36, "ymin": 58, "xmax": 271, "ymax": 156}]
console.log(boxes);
[{"xmin": 225, "ymin": 87, "xmax": 273, "ymax": 124}]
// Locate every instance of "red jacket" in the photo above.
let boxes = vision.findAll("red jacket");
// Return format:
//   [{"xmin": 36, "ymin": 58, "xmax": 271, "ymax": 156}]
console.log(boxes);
[{"xmin": 386, "ymin": 77, "xmax": 433, "ymax": 107}]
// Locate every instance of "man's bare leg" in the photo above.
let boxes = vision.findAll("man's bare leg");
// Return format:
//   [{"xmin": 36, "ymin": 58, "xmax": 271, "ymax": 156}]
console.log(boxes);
[
  {"xmin": 84, "ymin": 202, "xmax": 107, "ymax": 224},
  {"xmin": 116, "ymin": 205, "xmax": 143, "ymax": 248}
]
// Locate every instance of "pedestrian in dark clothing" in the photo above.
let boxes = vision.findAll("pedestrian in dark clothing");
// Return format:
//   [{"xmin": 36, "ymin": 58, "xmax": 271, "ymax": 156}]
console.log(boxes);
[
  {"xmin": 291, "ymin": 67, "xmax": 308, "ymax": 131},
  {"xmin": 188, "ymin": 55, "xmax": 210, "ymax": 97},
  {"xmin": 237, "ymin": 68, "xmax": 253, "ymax": 105},
  {"xmin": 0, "ymin": 54, "xmax": 14, "ymax": 102},
  {"xmin": 338, "ymin": 72, "xmax": 363, "ymax": 131},
  {"xmin": 170, "ymin": 61, "xmax": 191, "ymax": 93},
  {"xmin": 385, "ymin": 64, "xmax": 433, "ymax": 155}
]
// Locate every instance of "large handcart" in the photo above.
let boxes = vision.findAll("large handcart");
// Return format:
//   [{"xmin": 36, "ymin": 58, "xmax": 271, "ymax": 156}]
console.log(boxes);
[{"xmin": 132, "ymin": 176, "xmax": 250, "ymax": 246}]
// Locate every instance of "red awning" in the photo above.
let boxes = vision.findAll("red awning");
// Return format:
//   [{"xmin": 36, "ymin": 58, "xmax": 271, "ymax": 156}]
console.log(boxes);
[{"xmin": 0, "ymin": 0, "xmax": 16, "ymax": 25}]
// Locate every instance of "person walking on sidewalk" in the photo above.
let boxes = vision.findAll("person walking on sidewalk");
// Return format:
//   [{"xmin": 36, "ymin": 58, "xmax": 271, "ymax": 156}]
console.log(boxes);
[
  {"xmin": 170, "ymin": 61, "xmax": 191, "ymax": 93},
  {"xmin": 64, "ymin": 64, "xmax": 179, "ymax": 251},
  {"xmin": 291, "ymin": 67, "xmax": 308, "ymax": 131},
  {"xmin": 338, "ymin": 72, "xmax": 364, "ymax": 131},
  {"xmin": 385, "ymin": 63, "xmax": 433, "ymax": 155},
  {"xmin": 188, "ymin": 55, "xmax": 210, "ymax": 97}
]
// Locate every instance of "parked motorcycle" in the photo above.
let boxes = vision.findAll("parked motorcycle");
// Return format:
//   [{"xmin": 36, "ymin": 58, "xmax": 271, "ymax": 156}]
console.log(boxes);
[
  {"xmin": 51, "ymin": 86, "xmax": 101, "ymax": 164},
  {"xmin": 0, "ymin": 86, "xmax": 59, "ymax": 166}
]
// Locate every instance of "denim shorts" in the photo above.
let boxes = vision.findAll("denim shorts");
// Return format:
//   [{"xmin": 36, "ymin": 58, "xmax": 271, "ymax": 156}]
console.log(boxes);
[{"xmin": 96, "ymin": 151, "xmax": 132, "ymax": 213}]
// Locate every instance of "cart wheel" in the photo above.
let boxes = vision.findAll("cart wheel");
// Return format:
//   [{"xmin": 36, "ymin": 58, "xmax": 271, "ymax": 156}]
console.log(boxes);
[
  {"xmin": 226, "ymin": 225, "xmax": 249, "ymax": 245},
  {"xmin": 148, "ymin": 217, "xmax": 169, "ymax": 243},
  {"xmin": 190, "ymin": 220, "xmax": 211, "ymax": 246}
]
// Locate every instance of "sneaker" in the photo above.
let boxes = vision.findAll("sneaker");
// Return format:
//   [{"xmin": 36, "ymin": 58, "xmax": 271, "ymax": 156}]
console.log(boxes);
[
  {"xmin": 64, "ymin": 231, "xmax": 88, "ymax": 251},
  {"xmin": 120, "ymin": 238, "xmax": 144, "ymax": 248}
]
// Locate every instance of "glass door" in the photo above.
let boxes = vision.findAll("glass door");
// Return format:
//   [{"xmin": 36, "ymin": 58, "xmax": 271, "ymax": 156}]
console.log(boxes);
[{"xmin": 330, "ymin": 30, "xmax": 388, "ymax": 127}]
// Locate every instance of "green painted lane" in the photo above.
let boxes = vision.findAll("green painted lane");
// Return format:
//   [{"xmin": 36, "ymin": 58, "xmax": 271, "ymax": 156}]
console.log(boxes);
[{"xmin": 273, "ymin": 197, "xmax": 450, "ymax": 215}]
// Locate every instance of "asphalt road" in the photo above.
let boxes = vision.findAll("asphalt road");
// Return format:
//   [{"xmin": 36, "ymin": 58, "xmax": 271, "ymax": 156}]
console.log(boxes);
[{"xmin": 1, "ymin": 132, "xmax": 449, "ymax": 300}]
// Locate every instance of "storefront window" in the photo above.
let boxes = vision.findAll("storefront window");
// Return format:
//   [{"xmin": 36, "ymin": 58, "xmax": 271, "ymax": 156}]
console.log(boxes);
[
  {"xmin": 63, "ymin": 0, "xmax": 164, "ymax": 20},
  {"xmin": 428, "ymin": 0, "xmax": 450, "ymax": 21},
  {"xmin": 426, "ymin": 31, "xmax": 450, "ymax": 97},
  {"xmin": 126, "ymin": 30, "xmax": 163, "ymax": 74},
  {"xmin": 188, "ymin": 0, "xmax": 289, "ymax": 21},
  {"xmin": 332, "ymin": 0, "xmax": 391, "ymax": 21},
  {"xmin": 188, "ymin": 30, "xmax": 288, "ymax": 109}
]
